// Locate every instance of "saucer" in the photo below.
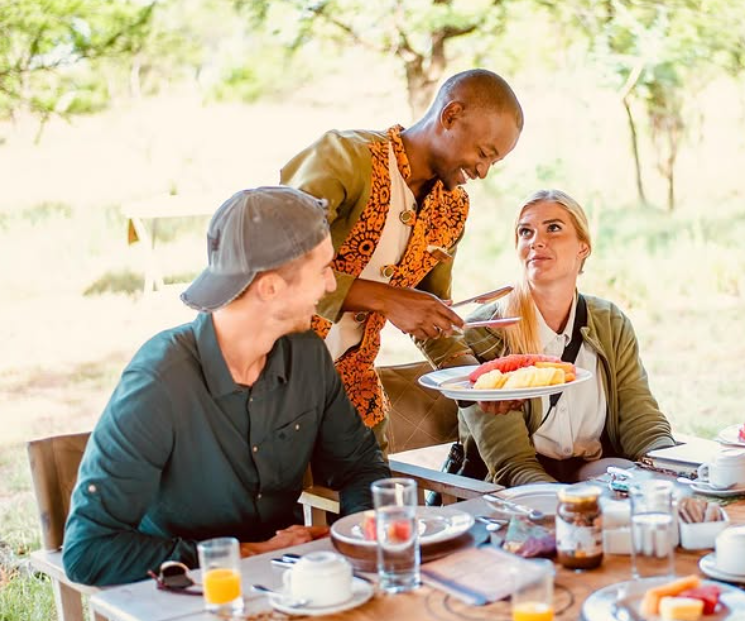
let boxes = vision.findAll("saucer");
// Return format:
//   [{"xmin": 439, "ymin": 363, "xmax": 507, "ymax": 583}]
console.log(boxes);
[
  {"xmin": 699, "ymin": 553, "xmax": 745, "ymax": 584},
  {"xmin": 690, "ymin": 481, "xmax": 745, "ymax": 497},
  {"xmin": 268, "ymin": 576, "xmax": 374, "ymax": 616}
]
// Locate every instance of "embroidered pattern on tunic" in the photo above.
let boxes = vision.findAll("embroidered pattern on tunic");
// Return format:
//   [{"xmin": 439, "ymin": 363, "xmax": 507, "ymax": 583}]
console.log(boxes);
[{"xmin": 312, "ymin": 125, "xmax": 469, "ymax": 426}]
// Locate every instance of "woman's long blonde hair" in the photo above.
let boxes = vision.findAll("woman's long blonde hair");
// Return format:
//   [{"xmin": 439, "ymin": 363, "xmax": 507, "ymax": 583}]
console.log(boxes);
[{"xmin": 500, "ymin": 189, "xmax": 593, "ymax": 354}]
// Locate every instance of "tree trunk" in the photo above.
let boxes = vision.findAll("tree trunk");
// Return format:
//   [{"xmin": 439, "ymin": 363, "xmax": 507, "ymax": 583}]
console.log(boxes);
[{"xmin": 622, "ymin": 97, "xmax": 647, "ymax": 205}]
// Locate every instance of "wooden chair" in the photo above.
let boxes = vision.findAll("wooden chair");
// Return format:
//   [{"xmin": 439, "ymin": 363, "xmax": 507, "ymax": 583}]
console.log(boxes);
[{"xmin": 26, "ymin": 431, "xmax": 104, "ymax": 621}]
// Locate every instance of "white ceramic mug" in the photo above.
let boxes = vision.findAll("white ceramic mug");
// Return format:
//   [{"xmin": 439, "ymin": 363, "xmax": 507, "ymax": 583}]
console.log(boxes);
[
  {"xmin": 697, "ymin": 448, "xmax": 745, "ymax": 489},
  {"xmin": 715, "ymin": 525, "xmax": 745, "ymax": 575},
  {"xmin": 282, "ymin": 551, "xmax": 353, "ymax": 607}
]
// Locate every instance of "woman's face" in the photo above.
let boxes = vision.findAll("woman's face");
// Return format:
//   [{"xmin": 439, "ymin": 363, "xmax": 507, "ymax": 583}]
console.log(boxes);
[{"xmin": 516, "ymin": 201, "xmax": 589, "ymax": 287}]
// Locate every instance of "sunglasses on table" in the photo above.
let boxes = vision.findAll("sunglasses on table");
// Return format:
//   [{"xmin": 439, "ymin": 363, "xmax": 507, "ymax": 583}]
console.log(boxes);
[{"xmin": 147, "ymin": 561, "xmax": 203, "ymax": 595}]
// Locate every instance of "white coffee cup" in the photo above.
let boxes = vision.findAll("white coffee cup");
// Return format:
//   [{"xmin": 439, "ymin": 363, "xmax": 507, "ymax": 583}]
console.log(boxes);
[
  {"xmin": 697, "ymin": 448, "xmax": 745, "ymax": 489},
  {"xmin": 282, "ymin": 551, "xmax": 353, "ymax": 607},
  {"xmin": 715, "ymin": 525, "xmax": 745, "ymax": 575}
]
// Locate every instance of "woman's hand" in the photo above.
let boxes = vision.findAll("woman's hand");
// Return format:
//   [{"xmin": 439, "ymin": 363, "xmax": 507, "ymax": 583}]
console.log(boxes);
[
  {"xmin": 240, "ymin": 525, "xmax": 330, "ymax": 557},
  {"xmin": 478, "ymin": 400, "xmax": 524, "ymax": 415}
]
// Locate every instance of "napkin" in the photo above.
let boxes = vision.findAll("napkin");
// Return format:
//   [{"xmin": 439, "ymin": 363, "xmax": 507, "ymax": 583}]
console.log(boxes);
[{"xmin": 421, "ymin": 546, "xmax": 547, "ymax": 605}]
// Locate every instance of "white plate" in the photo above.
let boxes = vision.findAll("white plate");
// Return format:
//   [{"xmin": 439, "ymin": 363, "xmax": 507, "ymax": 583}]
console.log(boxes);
[
  {"xmin": 268, "ymin": 576, "xmax": 374, "ymax": 616},
  {"xmin": 690, "ymin": 481, "xmax": 745, "ymax": 497},
  {"xmin": 700, "ymin": 553, "xmax": 745, "ymax": 584},
  {"xmin": 716, "ymin": 425, "xmax": 745, "ymax": 448},
  {"xmin": 487, "ymin": 483, "xmax": 568, "ymax": 516},
  {"xmin": 582, "ymin": 576, "xmax": 745, "ymax": 620},
  {"xmin": 331, "ymin": 506, "xmax": 475, "ymax": 547},
  {"xmin": 418, "ymin": 365, "xmax": 593, "ymax": 401}
]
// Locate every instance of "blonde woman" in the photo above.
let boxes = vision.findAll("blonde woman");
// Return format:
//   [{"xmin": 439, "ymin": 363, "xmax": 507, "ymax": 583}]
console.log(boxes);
[{"xmin": 459, "ymin": 189, "xmax": 675, "ymax": 486}]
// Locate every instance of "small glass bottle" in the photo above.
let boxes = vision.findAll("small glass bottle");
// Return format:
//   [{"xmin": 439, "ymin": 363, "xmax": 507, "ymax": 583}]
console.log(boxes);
[{"xmin": 555, "ymin": 483, "xmax": 604, "ymax": 570}]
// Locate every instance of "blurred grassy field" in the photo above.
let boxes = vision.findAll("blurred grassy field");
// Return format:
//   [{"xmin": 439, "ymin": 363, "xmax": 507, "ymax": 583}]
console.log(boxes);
[{"xmin": 1, "ymin": 64, "xmax": 744, "ymax": 619}]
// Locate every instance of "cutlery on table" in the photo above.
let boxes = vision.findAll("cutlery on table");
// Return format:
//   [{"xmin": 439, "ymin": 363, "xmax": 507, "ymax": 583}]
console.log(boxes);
[
  {"xmin": 451, "ymin": 285, "xmax": 514, "ymax": 309},
  {"xmin": 251, "ymin": 584, "xmax": 309, "ymax": 607},
  {"xmin": 475, "ymin": 515, "xmax": 508, "ymax": 532},
  {"xmin": 270, "ymin": 553, "xmax": 374, "ymax": 584},
  {"xmin": 483, "ymin": 494, "xmax": 544, "ymax": 520}
]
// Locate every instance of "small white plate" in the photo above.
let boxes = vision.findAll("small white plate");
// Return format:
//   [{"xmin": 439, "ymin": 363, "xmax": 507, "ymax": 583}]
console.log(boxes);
[
  {"xmin": 716, "ymin": 425, "xmax": 745, "ymax": 448},
  {"xmin": 331, "ymin": 506, "xmax": 475, "ymax": 548},
  {"xmin": 418, "ymin": 365, "xmax": 592, "ymax": 402},
  {"xmin": 487, "ymin": 483, "xmax": 568, "ymax": 516},
  {"xmin": 690, "ymin": 481, "xmax": 745, "ymax": 497},
  {"xmin": 699, "ymin": 552, "xmax": 745, "ymax": 584},
  {"xmin": 268, "ymin": 576, "xmax": 374, "ymax": 616}
]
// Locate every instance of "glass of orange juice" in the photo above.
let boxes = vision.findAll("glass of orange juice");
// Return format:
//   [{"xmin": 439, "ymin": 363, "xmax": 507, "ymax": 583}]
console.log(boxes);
[
  {"xmin": 197, "ymin": 537, "xmax": 243, "ymax": 614},
  {"xmin": 511, "ymin": 558, "xmax": 554, "ymax": 621}
]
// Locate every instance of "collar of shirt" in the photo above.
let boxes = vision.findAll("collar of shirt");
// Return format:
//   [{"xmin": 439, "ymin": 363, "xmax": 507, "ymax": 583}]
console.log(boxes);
[
  {"xmin": 193, "ymin": 313, "xmax": 288, "ymax": 399},
  {"xmin": 536, "ymin": 292, "xmax": 578, "ymax": 352}
]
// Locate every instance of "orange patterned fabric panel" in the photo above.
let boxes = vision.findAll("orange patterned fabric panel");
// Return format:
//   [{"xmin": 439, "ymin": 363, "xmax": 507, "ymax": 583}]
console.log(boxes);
[{"xmin": 314, "ymin": 125, "xmax": 468, "ymax": 427}]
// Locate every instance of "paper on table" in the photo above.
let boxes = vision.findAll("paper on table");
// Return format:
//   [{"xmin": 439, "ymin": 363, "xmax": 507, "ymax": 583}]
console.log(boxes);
[{"xmin": 420, "ymin": 546, "xmax": 547, "ymax": 606}]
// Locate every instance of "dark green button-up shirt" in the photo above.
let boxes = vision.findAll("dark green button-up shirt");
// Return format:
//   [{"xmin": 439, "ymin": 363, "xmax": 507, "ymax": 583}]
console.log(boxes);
[{"xmin": 63, "ymin": 313, "xmax": 389, "ymax": 586}]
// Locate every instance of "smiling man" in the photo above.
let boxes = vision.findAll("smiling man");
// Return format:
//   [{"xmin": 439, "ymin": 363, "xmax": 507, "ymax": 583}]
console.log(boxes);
[
  {"xmin": 63, "ymin": 187, "xmax": 389, "ymax": 585},
  {"xmin": 280, "ymin": 69, "xmax": 523, "ymax": 450}
]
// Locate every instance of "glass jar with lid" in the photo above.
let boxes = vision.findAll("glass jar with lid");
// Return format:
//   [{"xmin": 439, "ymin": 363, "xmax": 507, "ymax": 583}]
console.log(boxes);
[{"xmin": 555, "ymin": 483, "xmax": 603, "ymax": 570}]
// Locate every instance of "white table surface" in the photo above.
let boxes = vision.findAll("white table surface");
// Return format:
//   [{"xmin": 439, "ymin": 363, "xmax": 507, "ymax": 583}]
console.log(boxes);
[
  {"xmin": 90, "ymin": 538, "xmax": 332, "ymax": 621},
  {"xmin": 90, "ymin": 497, "xmax": 491, "ymax": 621}
]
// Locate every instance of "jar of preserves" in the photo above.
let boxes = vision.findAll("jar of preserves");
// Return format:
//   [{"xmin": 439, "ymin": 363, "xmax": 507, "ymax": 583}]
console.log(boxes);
[{"xmin": 555, "ymin": 483, "xmax": 603, "ymax": 570}]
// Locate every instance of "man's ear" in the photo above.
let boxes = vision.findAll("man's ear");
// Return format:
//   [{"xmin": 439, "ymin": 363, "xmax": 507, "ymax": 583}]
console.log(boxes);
[
  {"xmin": 253, "ymin": 271, "xmax": 286, "ymax": 301},
  {"xmin": 440, "ymin": 101, "xmax": 465, "ymax": 130}
]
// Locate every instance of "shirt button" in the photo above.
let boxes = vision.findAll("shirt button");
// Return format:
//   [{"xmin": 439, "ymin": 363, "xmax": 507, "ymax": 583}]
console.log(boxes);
[
  {"xmin": 252, "ymin": 445, "xmax": 259, "ymax": 453},
  {"xmin": 398, "ymin": 209, "xmax": 415, "ymax": 226},
  {"xmin": 564, "ymin": 448, "xmax": 572, "ymax": 456},
  {"xmin": 380, "ymin": 264, "xmax": 395, "ymax": 279},
  {"xmin": 257, "ymin": 493, "xmax": 262, "ymax": 500},
  {"xmin": 295, "ymin": 424, "xmax": 300, "ymax": 431},
  {"xmin": 87, "ymin": 484, "xmax": 97, "ymax": 493},
  {"xmin": 354, "ymin": 312, "xmax": 368, "ymax": 323}
]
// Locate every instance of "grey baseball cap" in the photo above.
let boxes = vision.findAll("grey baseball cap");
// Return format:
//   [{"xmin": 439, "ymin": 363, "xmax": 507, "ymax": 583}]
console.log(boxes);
[{"xmin": 181, "ymin": 186, "xmax": 329, "ymax": 312}]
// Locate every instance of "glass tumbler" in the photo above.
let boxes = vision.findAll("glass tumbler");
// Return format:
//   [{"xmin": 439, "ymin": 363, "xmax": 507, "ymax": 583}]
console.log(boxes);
[
  {"xmin": 197, "ymin": 536, "xmax": 244, "ymax": 613},
  {"xmin": 371, "ymin": 477, "xmax": 420, "ymax": 593},
  {"xmin": 629, "ymin": 480, "xmax": 675, "ymax": 580}
]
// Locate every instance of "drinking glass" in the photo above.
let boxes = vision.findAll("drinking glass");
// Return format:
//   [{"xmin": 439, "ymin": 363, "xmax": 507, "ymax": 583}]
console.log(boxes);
[
  {"xmin": 629, "ymin": 480, "xmax": 675, "ymax": 580},
  {"xmin": 371, "ymin": 477, "xmax": 420, "ymax": 593},
  {"xmin": 511, "ymin": 558, "xmax": 555, "ymax": 621},
  {"xmin": 197, "ymin": 537, "xmax": 244, "ymax": 613}
]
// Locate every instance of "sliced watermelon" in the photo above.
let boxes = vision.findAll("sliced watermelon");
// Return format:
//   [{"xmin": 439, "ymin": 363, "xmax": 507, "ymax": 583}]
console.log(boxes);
[{"xmin": 679, "ymin": 585, "xmax": 721, "ymax": 615}]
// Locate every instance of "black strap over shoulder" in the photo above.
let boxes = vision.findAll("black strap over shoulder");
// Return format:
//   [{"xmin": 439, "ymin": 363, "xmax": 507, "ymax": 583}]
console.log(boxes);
[{"xmin": 540, "ymin": 294, "xmax": 588, "ymax": 425}]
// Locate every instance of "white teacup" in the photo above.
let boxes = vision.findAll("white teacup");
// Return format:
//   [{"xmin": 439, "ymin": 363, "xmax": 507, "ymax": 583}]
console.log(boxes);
[
  {"xmin": 697, "ymin": 448, "xmax": 745, "ymax": 489},
  {"xmin": 715, "ymin": 525, "xmax": 745, "ymax": 575},
  {"xmin": 282, "ymin": 551, "xmax": 353, "ymax": 607}
]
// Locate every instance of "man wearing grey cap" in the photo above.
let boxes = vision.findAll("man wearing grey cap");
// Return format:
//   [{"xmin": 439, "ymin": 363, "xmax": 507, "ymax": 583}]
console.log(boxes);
[{"xmin": 63, "ymin": 187, "xmax": 390, "ymax": 586}]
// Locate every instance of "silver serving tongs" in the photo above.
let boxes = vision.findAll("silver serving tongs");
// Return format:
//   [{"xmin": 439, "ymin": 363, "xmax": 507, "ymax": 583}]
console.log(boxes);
[
  {"xmin": 450, "ymin": 285, "xmax": 513, "ymax": 309},
  {"xmin": 483, "ymin": 494, "xmax": 544, "ymax": 520}
]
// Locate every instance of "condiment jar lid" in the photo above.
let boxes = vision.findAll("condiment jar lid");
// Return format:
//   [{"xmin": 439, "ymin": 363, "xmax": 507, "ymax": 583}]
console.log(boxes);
[{"xmin": 558, "ymin": 483, "xmax": 602, "ymax": 504}]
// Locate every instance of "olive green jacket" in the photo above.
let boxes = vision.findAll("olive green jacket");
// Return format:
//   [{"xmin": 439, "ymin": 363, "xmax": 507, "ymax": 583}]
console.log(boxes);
[
  {"xmin": 459, "ymin": 294, "xmax": 675, "ymax": 487},
  {"xmin": 280, "ymin": 128, "xmax": 479, "ymax": 368}
]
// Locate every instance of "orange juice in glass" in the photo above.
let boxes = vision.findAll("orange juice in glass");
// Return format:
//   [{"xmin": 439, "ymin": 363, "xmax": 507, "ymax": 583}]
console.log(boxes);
[
  {"xmin": 197, "ymin": 537, "xmax": 244, "ymax": 613},
  {"xmin": 512, "ymin": 601, "xmax": 554, "ymax": 621},
  {"xmin": 511, "ymin": 559, "xmax": 554, "ymax": 621}
]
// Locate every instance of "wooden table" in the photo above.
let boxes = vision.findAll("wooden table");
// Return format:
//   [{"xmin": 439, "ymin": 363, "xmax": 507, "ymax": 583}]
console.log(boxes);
[
  {"xmin": 123, "ymin": 193, "xmax": 222, "ymax": 293},
  {"xmin": 89, "ymin": 497, "xmax": 745, "ymax": 621}
]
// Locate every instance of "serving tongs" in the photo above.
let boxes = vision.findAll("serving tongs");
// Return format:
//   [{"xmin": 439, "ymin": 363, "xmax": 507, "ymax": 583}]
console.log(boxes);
[
  {"xmin": 450, "ymin": 285, "xmax": 513, "ymax": 309},
  {"xmin": 483, "ymin": 493, "xmax": 544, "ymax": 520}
]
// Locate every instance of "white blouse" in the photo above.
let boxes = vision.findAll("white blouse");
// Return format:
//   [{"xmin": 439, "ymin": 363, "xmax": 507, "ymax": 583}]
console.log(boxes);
[{"xmin": 531, "ymin": 295, "xmax": 607, "ymax": 461}]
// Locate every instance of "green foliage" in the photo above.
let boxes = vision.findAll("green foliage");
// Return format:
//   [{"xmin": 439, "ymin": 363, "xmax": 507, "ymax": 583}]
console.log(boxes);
[{"xmin": 0, "ymin": 0, "xmax": 155, "ymax": 119}]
